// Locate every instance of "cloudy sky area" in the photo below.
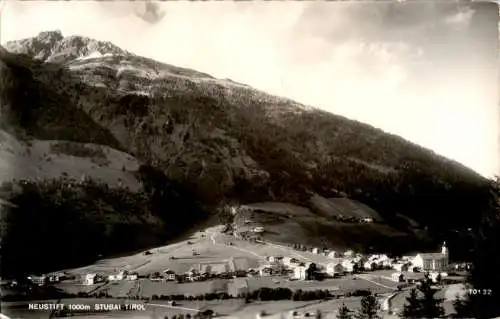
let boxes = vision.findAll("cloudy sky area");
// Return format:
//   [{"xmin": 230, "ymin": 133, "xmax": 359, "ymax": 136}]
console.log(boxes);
[{"xmin": 1, "ymin": 1, "xmax": 498, "ymax": 178}]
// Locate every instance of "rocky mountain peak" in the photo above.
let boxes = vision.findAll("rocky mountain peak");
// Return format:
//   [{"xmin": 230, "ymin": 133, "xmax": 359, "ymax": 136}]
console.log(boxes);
[{"xmin": 4, "ymin": 30, "xmax": 131, "ymax": 62}]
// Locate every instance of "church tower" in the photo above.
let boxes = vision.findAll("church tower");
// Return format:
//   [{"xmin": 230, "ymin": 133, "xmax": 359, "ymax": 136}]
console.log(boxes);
[{"xmin": 441, "ymin": 241, "xmax": 448, "ymax": 255}]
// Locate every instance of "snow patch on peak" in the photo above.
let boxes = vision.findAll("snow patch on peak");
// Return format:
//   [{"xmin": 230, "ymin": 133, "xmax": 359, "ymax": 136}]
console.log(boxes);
[{"xmin": 76, "ymin": 51, "xmax": 114, "ymax": 61}]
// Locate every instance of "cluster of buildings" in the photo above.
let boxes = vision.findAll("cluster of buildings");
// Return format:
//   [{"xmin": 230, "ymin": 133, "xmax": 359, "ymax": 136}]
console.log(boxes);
[
  {"xmin": 26, "ymin": 272, "xmax": 67, "ymax": 286},
  {"xmin": 255, "ymin": 242, "xmax": 451, "ymax": 284},
  {"xmin": 389, "ymin": 242, "xmax": 450, "ymax": 283}
]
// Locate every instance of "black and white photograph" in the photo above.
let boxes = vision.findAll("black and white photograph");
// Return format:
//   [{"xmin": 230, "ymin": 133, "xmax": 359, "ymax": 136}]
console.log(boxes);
[{"xmin": 0, "ymin": 1, "xmax": 499, "ymax": 318}]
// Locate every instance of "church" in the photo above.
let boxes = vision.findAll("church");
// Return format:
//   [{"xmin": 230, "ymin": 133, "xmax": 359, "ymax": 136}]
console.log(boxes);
[{"xmin": 412, "ymin": 242, "xmax": 449, "ymax": 272}]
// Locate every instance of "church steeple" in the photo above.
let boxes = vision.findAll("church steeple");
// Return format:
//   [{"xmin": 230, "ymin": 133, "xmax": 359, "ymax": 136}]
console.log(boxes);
[{"xmin": 441, "ymin": 241, "xmax": 448, "ymax": 255}]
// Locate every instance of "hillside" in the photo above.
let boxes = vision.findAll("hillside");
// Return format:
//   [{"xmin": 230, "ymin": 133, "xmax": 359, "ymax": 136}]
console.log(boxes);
[
  {"xmin": 0, "ymin": 130, "xmax": 141, "ymax": 189},
  {"xmin": 0, "ymin": 31, "xmax": 493, "ymax": 273}
]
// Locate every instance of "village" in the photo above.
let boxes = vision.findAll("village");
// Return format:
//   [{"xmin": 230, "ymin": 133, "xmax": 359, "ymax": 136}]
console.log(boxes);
[{"xmin": 2, "ymin": 219, "xmax": 471, "ymax": 319}]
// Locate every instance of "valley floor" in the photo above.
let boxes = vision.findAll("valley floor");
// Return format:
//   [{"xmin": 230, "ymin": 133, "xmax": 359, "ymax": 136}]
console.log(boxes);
[{"xmin": 3, "ymin": 226, "xmax": 464, "ymax": 319}]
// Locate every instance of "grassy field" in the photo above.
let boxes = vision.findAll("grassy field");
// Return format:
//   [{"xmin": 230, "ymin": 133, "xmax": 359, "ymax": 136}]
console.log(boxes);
[
  {"xmin": 54, "ymin": 282, "xmax": 106, "ymax": 295},
  {"xmin": 139, "ymin": 279, "xmax": 229, "ymax": 298}
]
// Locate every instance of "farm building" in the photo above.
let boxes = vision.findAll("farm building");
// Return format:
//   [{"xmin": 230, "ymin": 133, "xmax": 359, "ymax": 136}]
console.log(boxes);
[
  {"xmin": 328, "ymin": 251, "xmax": 340, "ymax": 258},
  {"xmin": 344, "ymin": 250, "xmax": 355, "ymax": 258},
  {"xmin": 326, "ymin": 262, "xmax": 344, "ymax": 277},
  {"xmin": 126, "ymin": 274, "xmax": 138, "ymax": 281},
  {"xmin": 84, "ymin": 273, "xmax": 96, "ymax": 285},
  {"xmin": 391, "ymin": 272, "xmax": 405, "ymax": 282},
  {"xmin": 253, "ymin": 226, "xmax": 265, "ymax": 233},
  {"xmin": 342, "ymin": 260, "xmax": 355, "ymax": 273},
  {"xmin": 312, "ymin": 248, "xmax": 319, "ymax": 254},
  {"xmin": 393, "ymin": 262, "xmax": 410, "ymax": 272},
  {"xmin": 45, "ymin": 272, "xmax": 64, "ymax": 283},
  {"xmin": 284, "ymin": 257, "xmax": 300, "ymax": 267},
  {"xmin": 186, "ymin": 268, "xmax": 200, "ymax": 281},
  {"xmin": 117, "ymin": 270, "xmax": 127, "ymax": 280},
  {"xmin": 28, "ymin": 275, "xmax": 46, "ymax": 286},
  {"xmin": 293, "ymin": 266, "xmax": 307, "ymax": 280},
  {"xmin": 364, "ymin": 261, "xmax": 378, "ymax": 271},
  {"xmin": 267, "ymin": 256, "xmax": 283, "ymax": 264},
  {"xmin": 259, "ymin": 266, "xmax": 273, "ymax": 277}
]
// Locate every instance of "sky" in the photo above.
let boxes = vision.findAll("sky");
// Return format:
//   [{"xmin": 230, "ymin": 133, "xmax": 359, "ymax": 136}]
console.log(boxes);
[{"xmin": 1, "ymin": 1, "xmax": 499, "ymax": 178}]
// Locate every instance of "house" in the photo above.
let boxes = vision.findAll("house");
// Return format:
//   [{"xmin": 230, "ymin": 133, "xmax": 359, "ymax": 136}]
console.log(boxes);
[
  {"xmin": 267, "ymin": 256, "xmax": 278, "ymax": 263},
  {"xmin": 259, "ymin": 266, "xmax": 273, "ymax": 277},
  {"xmin": 126, "ymin": 274, "xmax": 138, "ymax": 281},
  {"xmin": 163, "ymin": 270, "xmax": 176, "ymax": 281},
  {"xmin": 412, "ymin": 242, "xmax": 449, "ymax": 272},
  {"xmin": 253, "ymin": 226, "xmax": 264, "ymax": 233},
  {"xmin": 342, "ymin": 260, "xmax": 355, "ymax": 273},
  {"xmin": 114, "ymin": 270, "xmax": 127, "ymax": 281},
  {"xmin": 28, "ymin": 275, "xmax": 46, "ymax": 286},
  {"xmin": 186, "ymin": 268, "xmax": 200, "ymax": 281},
  {"xmin": 328, "ymin": 251, "xmax": 340, "ymax": 258},
  {"xmin": 293, "ymin": 266, "xmax": 307, "ymax": 280},
  {"xmin": 46, "ymin": 272, "xmax": 64, "ymax": 283},
  {"xmin": 312, "ymin": 248, "xmax": 319, "ymax": 254},
  {"xmin": 344, "ymin": 250, "xmax": 355, "ymax": 258},
  {"xmin": 364, "ymin": 261, "xmax": 377, "ymax": 271},
  {"xmin": 362, "ymin": 217, "xmax": 374, "ymax": 223},
  {"xmin": 283, "ymin": 257, "xmax": 300, "ymax": 267},
  {"xmin": 391, "ymin": 272, "xmax": 405, "ymax": 282},
  {"xmin": 429, "ymin": 272, "xmax": 447, "ymax": 283},
  {"xmin": 326, "ymin": 263, "xmax": 344, "ymax": 277},
  {"xmin": 381, "ymin": 259, "xmax": 393, "ymax": 267},
  {"xmin": 378, "ymin": 254, "xmax": 389, "ymax": 261},
  {"xmin": 393, "ymin": 263, "xmax": 410, "ymax": 272},
  {"xmin": 83, "ymin": 273, "xmax": 96, "ymax": 285}
]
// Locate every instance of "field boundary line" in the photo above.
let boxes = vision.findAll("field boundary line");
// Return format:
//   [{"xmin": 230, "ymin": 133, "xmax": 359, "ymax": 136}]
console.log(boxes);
[{"xmin": 146, "ymin": 302, "xmax": 199, "ymax": 312}]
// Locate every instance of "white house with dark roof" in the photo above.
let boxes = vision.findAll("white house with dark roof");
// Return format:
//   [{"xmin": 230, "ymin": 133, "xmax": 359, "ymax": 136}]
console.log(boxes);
[
  {"xmin": 293, "ymin": 265, "xmax": 307, "ymax": 280},
  {"xmin": 163, "ymin": 269, "xmax": 176, "ymax": 281},
  {"xmin": 412, "ymin": 242, "xmax": 449, "ymax": 272},
  {"xmin": 84, "ymin": 273, "xmax": 96, "ymax": 285},
  {"xmin": 327, "ymin": 251, "xmax": 340, "ymax": 258},
  {"xmin": 326, "ymin": 262, "xmax": 344, "ymax": 277}
]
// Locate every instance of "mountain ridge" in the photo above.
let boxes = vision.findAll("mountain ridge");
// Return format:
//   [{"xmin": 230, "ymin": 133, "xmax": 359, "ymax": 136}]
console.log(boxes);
[{"xmin": 0, "ymin": 31, "xmax": 492, "ymax": 275}]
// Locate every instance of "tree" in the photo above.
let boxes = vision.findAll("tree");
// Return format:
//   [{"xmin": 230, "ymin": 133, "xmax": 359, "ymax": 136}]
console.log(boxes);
[
  {"xmin": 355, "ymin": 293, "xmax": 381, "ymax": 319},
  {"xmin": 315, "ymin": 309, "xmax": 323, "ymax": 319},
  {"xmin": 451, "ymin": 294, "xmax": 468, "ymax": 318},
  {"xmin": 418, "ymin": 282, "xmax": 445, "ymax": 318},
  {"xmin": 399, "ymin": 289, "xmax": 421, "ymax": 319},
  {"xmin": 337, "ymin": 303, "xmax": 353, "ymax": 319}
]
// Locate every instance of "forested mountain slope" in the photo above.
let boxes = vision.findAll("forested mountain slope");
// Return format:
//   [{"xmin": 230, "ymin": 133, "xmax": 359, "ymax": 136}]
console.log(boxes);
[{"xmin": 0, "ymin": 31, "xmax": 492, "ymax": 275}]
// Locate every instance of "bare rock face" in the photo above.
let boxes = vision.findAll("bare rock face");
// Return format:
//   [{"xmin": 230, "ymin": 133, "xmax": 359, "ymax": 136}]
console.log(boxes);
[{"xmin": 4, "ymin": 30, "xmax": 130, "ymax": 63}]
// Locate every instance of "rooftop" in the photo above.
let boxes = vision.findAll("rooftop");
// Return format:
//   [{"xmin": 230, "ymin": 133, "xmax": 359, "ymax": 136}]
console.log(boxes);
[{"xmin": 417, "ymin": 253, "xmax": 447, "ymax": 259}]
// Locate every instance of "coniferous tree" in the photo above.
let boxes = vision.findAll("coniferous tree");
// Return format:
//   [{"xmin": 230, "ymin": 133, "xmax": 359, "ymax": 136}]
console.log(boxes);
[
  {"xmin": 399, "ymin": 288, "xmax": 422, "ymax": 319},
  {"xmin": 355, "ymin": 293, "xmax": 381, "ymax": 319},
  {"xmin": 418, "ymin": 282, "xmax": 445, "ymax": 318},
  {"xmin": 451, "ymin": 294, "xmax": 468, "ymax": 318},
  {"xmin": 337, "ymin": 303, "xmax": 353, "ymax": 319}
]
